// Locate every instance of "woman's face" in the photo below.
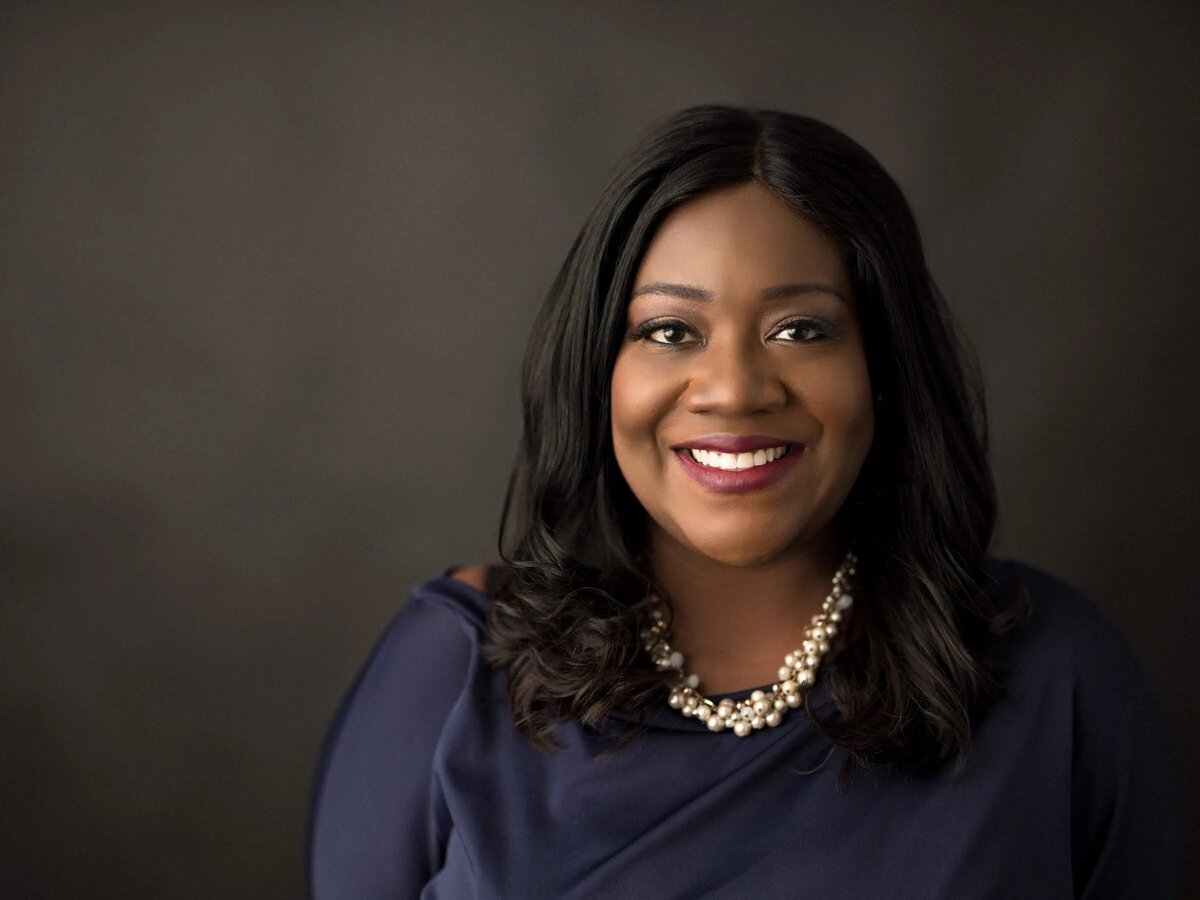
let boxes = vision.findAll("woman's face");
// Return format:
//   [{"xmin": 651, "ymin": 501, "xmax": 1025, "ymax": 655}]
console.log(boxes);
[{"xmin": 610, "ymin": 180, "xmax": 874, "ymax": 568}]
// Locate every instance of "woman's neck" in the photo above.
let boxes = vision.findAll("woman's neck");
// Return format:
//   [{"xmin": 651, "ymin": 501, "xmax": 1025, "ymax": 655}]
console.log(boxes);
[{"xmin": 645, "ymin": 525, "xmax": 846, "ymax": 694}]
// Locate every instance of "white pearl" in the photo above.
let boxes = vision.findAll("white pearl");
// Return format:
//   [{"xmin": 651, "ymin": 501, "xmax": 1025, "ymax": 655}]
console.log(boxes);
[
  {"xmin": 753, "ymin": 698, "xmax": 770, "ymax": 715},
  {"xmin": 810, "ymin": 626, "xmax": 826, "ymax": 641},
  {"xmin": 751, "ymin": 716, "xmax": 765, "ymax": 729},
  {"xmin": 707, "ymin": 716, "xmax": 725, "ymax": 732},
  {"xmin": 829, "ymin": 610, "xmax": 842, "ymax": 623},
  {"xmin": 750, "ymin": 689, "xmax": 765, "ymax": 702},
  {"xmin": 784, "ymin": 653, "xmax": 797, "ymax": 668},
  {"xmin": 774, "ymin": 699, "xmax": 787, "ymax": 711},
  {"xmin": 780, "ymin": 679, "xmax": 797, "ymax": 694},
  {"xmin": 784, "ymin": 692, "xmax": 801, "ymax": 708},
  {"xmin": 824, "ymin": 623, "xmax": 837, "ymax": 638},
  {"xmin": 695, "ymin": 705, "xmax": 712, "ymax": 721},
  {"xmin": 740, "ymin": 706, "xmax": 754, "ymax": 720},
  {"xmin": 802, "ymin": 640, "xmax": 817, "ymax": 655},
  {"xmin": 818, "ymin": 641, "xmax": 829, "ymax": 654},
  {"xmin": 836, "ymin": 593, "xmax": 853, "ymax": 611},
  {"xmin": 765, "ymin": 711, "xmax": 782, "ymax": 727},
  {"xmin": 668, "ymin": 692, "xmax": 684, "ymax": 709},
  {"xmin": 796, "ymin": 668, "xmax": 814, "ymax": 687},
  {"xmin": 805, "ymin": 655, "xmax": 819, "ymax": 668},
  {"xmin": 733, "ymin": 720, "xmax": 751, "ymax": 737},
  {"xmin": 778, "ymin": 666, "xmax": 793, "ymax": 681},
  {"xmin": 669, "ymin": 651, "xmax": 684, "ymax": 669}
]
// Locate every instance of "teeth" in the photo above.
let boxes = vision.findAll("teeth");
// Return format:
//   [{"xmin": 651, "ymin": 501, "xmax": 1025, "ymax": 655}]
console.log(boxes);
[{"xmin": 687, "ymin": 445, "xmax": 790, "ymax": 471}]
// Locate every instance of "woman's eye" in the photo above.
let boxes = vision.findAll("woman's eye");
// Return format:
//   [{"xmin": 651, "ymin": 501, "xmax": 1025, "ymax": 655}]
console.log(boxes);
[
  {"xmin": 775, "ymin": 320, "xmax": 831, "ymax": 342},
  {"xmin": 638, "ymin": 322, "xmax": 695, "ymax": 345}
]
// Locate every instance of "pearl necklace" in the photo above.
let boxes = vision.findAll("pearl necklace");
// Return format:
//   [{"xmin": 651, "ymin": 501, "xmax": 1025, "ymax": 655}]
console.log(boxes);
[{"xmin": 641, "ymin": 550, "xmax": 856, "ymax": 736}]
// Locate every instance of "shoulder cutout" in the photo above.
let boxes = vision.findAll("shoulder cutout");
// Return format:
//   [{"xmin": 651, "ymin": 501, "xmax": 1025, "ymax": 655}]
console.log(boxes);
[{"xmin": 448, "ymin": 563, "xmax": 490, "ymax": 595}]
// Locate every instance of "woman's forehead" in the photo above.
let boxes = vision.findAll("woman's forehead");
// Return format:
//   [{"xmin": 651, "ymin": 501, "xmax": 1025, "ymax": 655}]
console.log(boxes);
[{"xmin": 632, "ymin": 182, "xmax": 852, "ymax": 300}]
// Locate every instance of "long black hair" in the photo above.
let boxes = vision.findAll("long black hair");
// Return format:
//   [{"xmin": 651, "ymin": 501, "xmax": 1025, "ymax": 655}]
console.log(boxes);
[{"xmin": 481, "ymin": 104, "xmax": 1030, "ymax": 784}]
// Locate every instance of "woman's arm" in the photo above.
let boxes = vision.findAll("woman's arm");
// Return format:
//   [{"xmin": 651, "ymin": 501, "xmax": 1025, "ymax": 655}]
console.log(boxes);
[
  {"xmin": 1067, "ymin": 601, "xmax": 1182, "ymax": 899},
  {"xmin": 307, "ymin": 596, "xmax": 474, "ymax": 899}
]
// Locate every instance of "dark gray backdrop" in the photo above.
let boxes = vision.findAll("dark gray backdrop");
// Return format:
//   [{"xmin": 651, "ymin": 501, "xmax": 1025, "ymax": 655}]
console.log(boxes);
[{"xmin": 3, "ymin": 3, "xmax": 1196, "ymax": 897}]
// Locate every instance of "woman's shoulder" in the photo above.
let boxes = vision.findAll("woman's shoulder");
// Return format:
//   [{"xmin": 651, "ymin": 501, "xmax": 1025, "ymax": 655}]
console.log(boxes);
[
  {"xmin": 308, "ymin": 566, "xmax": 500, "ymax": 895},
  {"xmin": 981, "ymin": 555, "xmax": 1155, "ymax": 701},
  {"xmin": 318, "ymin": 563, "xmax": 503, "ymax": 748},
  {"xmin": 409, "ymin": 561, "xmax": 502, "ymax": 634}
]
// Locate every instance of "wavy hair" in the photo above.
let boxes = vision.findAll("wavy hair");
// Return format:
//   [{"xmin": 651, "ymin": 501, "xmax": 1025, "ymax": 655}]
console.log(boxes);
[{"xmin": 481, "ymin": 104, "xmax": 1030, "ymax": 784}]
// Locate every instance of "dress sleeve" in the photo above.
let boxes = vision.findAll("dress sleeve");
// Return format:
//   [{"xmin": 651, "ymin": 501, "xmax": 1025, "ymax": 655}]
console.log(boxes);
[
  {"xmin": 307, "ymin": 595, "xmax": 475, "ymax": 899},
  {"xmin": 1067, "ymin": 596, "xmax": 1182, "ymax": 899}
]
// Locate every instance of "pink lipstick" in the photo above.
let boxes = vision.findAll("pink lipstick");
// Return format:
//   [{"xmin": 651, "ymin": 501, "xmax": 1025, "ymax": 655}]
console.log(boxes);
[{"xmin": 673, "ymin": 442, "xmax": 804, "ymax": 494}]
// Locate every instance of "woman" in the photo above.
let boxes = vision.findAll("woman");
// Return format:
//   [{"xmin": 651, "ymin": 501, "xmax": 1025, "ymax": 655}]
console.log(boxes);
[{"xmin": 307, "ymin": 105, "xmax": 1181, "ymax": 898}]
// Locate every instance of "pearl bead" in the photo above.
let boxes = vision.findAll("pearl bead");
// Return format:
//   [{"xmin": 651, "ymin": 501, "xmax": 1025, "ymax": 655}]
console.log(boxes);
[
  {"xmin": 836, "ymin": 593, "xmax": 853, "ymax": 611},
  {"xmin": 695, "ymin": 704, "xmax": 712, "ymax": 721},
  {"xmin": 781, "ymin": 679, "xmax": 797, "ymax": 694},
  {"xmin": 796, "ymin": 668, "xmax": 815, "ymax": 687},
  {"xmin": 765, "ymin": 711, "xmax": 782, "ymax": 727},
  {"xmin": 740, "ymin": 706, "xmax": 754, "ymax": 720},
  {"xmin": 774, "ymin": 699, "xmax": 787, "ymax": 711},
  {"xmin": 784, "ymin": 653, "xmax": 797, "ymax": 667},
  {"xmin": 733, "ymin": 720, "xmax": 751, "ymax": 737},
  {"xmin": 753, "ymin": 698, "xmax": 770, "ymax": 714},
  {"xmin": 751, "ymin": 716, "xmax": 765, "ymax": 729},
  {"xmin": 686, "ymin": 673, "xmax": 700, "ymax": 688},
  {"xmin": 750, "ymin": 689, "xmax": 765, "ymax": 702},
  {"xmin": 784, "ymin": 692, "xmax": 801, "ymax": 708},
  {"xmin": 669, "ymin": 651, "xmax": 684, "ymax": 669},
  {"xmin": 818, "ymin": 641, "xmax": 829, "ymax": 654},
  {"xmin": 707, "ymin": 716, "xmax": 725, "ymax": 732},
  {"xmin": 810, "ymin": 627, "xmax": 826, "ymax": 642},
  {"xmin": 668, "ymin": 692, "xmax": 684, "ymax": 709},
  {"xmin": 777, "ymin": 665, "xmax": 793, "ymax": 681},
  {"xmin": 829, "ymin": 610, "xmax": 842, "ymax": 623}
]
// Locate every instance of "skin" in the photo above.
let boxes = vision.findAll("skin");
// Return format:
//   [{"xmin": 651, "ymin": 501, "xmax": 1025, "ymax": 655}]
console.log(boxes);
[{"xmin": 609, "ymin": 180, "xmax": 875, "ymax": 694}]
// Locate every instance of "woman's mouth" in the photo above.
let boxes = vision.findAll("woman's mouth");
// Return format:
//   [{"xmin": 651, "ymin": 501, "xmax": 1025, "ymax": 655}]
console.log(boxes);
[{"xmin": 674, "ymin": 444, "xmax": 803, "ymax": 494}]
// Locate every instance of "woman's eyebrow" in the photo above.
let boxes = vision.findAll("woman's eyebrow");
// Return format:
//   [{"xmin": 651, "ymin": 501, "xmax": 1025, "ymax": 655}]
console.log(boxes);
[{"xmin": 630, "ymin": 281, "xmax": 850, "ymax": 307}]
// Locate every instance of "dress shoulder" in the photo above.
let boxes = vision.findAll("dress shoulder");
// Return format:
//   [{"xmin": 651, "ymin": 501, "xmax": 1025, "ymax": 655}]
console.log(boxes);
[
  {"xmin": 983, "ymin": 556, "xmax": 1182, "ymax": 897},
  {"xmin": 307, "ymin": 567, "xmax": 493, "ymax": 899},
  {"xmin": 983, "ymin": 556, "xmax": 1152, "ymax": 691}
]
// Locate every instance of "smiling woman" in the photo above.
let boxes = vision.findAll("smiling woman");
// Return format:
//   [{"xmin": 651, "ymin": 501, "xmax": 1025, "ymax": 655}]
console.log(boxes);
[{"xmin": 308, "ymin": 106, "xmax": 1181, "ymax": 898}]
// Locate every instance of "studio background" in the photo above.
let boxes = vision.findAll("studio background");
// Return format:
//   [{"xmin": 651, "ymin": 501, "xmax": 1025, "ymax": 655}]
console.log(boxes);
[{"xmin": 2, "ymin": 3, "xmax": 1196, "ymax": 897}]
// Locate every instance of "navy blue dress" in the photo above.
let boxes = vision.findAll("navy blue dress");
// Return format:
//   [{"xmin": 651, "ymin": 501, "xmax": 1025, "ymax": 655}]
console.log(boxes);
[{"xmin": 307, "ymin": 558, "xmax": 1181, "ymax": 898}]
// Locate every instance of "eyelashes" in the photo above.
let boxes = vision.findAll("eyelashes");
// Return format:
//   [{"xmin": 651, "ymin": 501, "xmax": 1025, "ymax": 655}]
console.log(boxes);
[{"xmin": 630, "ymin": 317, "xmax": 839, "ymax": 348}]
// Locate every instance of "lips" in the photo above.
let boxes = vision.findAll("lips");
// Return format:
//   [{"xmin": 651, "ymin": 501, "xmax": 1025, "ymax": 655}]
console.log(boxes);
[
  {"xmin": 674, "ymin": 443, "xmax": 804, "ymax": 494},
  {"xmin": 670, "ymin": 433, "xmax": 798, "ymax": 454}
]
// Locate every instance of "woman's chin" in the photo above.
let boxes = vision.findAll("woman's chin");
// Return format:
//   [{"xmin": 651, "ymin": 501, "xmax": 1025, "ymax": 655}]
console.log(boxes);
[{"xmin": 682, "ymin": 536, "xmax": 795, "ymax": 570}]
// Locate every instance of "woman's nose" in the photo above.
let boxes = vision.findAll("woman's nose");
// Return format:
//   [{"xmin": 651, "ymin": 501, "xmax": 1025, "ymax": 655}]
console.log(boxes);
[{"xmin": 681, "ymin": 336, "xmax": 788, "ymax": 415}]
